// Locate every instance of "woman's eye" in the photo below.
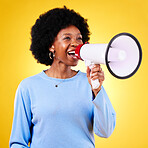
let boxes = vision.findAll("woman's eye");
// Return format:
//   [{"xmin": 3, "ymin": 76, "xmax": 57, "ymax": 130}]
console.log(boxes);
[
  {"xmin": 64, "ymin": 36, "xmax": 71, "ymax": 40},
  {"xmin": 77, "ymin": 36, "xmax": 83, "ymax": 40},
  {"xmin": 77, "ymin": 37, "xmax": 82, "ymax": 40}
]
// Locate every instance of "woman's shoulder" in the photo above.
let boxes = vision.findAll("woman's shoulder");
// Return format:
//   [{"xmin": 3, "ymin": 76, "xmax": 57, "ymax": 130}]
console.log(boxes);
[
  {"xmin": 74, "ymin": 70, "xmax": 89, "ymax": 85},
  {"xmin": 77, "ymin": 70, "xmax": 87, "ymax": 79},
  {"xmin": 18, "ymin": 72, "xmax": 43, "ymax": 89}
]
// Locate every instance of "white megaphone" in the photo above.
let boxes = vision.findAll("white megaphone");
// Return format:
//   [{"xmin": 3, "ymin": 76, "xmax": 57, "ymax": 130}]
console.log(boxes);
[{"xmin": 75, "ymin": 33, "xmax": 142, "ymax": 89}]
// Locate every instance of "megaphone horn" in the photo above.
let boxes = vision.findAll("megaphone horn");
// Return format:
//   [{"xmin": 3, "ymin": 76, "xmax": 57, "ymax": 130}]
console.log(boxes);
[{"xmin": 75, "ymin": 33, "xmax": 142, "ymax": 89}]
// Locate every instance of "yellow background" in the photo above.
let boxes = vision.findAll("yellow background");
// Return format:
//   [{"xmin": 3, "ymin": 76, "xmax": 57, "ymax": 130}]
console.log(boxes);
[{"xmin": 0, "ymin": 0, "xmax": 148, "ymax": 147}]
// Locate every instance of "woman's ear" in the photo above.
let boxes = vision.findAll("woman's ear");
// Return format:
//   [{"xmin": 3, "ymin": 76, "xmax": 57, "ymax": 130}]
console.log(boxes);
[{"xmin": 49, "ymin": 45, "xmax": 55, "ymax": 53}]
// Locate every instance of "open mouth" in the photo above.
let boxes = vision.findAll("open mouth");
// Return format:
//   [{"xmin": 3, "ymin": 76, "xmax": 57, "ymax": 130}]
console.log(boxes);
[
  {"xmin": 67, "ymin": 51, "xmax": 77, "ymax": 59},
  {"xmin": 68, "ymin": 51, "xmax": 75, "ymax": 56}
]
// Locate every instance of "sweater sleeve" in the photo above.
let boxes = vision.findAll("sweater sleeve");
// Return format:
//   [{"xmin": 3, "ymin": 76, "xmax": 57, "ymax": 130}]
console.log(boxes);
[
  {"xmin": 9, "ymin": 83, "xmax": 32, "ymax": 148},
  {"xmin": 92, "ymin": 86, "xmax": 116, "ymax": 138}
]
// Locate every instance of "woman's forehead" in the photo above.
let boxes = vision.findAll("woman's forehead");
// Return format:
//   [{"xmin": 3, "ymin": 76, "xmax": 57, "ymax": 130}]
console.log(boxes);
[{"xmin": 57, "ymin": 25, "xmax": 81, "ymax": 36}]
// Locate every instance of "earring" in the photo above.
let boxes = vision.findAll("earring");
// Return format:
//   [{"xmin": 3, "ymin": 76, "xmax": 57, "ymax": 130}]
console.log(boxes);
[
  {"xmin": 49, "ymin": 52, "xmax": 53, "ymax": 60},
  {"xmin": 49, "ymin": 45, "xmax": 55, "ymax": 59},
  {"xmin": 53, "ymin": 52, "xmax": 55, "ymax": 58},
  {"xmin": 49, "ymin": 52, "xmax": 55, "ymax": 59}
]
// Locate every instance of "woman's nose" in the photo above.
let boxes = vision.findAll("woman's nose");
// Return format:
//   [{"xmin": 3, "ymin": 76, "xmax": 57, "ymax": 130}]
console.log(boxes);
[{"xmin": 71, "ymin": 39, "xmax": 79, "ymax": 47}]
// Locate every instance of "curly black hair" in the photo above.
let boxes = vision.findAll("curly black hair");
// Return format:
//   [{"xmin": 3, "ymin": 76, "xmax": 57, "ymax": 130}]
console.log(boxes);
[{"xmin": 30, "ymin": 6, "xmax": 90, "ymax": 66}]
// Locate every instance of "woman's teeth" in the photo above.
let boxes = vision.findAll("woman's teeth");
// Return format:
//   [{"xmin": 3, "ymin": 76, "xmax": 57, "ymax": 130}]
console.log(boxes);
[
  {"xmin": 67, "ymin": 51, "xmax": 77, "ymax": 59},
  {"xmin": 68, "ymin": 51, "xmax": 75, "ymax": 55}
]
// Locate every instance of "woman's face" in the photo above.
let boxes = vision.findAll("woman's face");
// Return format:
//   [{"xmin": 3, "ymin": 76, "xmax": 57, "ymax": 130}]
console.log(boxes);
[{"xmin": 51, "ymin": 25, "xmax": 83, "ymax": 66}]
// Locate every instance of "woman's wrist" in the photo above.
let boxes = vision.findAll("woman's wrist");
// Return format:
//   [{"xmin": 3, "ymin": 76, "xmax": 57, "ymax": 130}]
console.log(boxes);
[{"xmin": 92, "ymin": 87, "xmax": 101, "ymax": 98}]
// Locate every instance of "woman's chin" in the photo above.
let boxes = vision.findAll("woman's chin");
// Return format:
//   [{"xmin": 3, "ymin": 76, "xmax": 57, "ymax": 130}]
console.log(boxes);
[{"xmin": 70, "ymin": 60, "xmax": 79, "ymax": 67}]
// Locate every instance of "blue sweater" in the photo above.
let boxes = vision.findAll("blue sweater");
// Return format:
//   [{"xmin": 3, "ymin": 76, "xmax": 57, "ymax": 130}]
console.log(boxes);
[{"xmin": 9, "ymin": 70, "xmax": 116, "ymax": 148}]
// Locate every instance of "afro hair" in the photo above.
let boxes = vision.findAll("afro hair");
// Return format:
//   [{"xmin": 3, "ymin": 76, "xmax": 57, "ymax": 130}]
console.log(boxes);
[{"xmin": 30, "ymin": 6, "xmax": 90, "ymax": 66}]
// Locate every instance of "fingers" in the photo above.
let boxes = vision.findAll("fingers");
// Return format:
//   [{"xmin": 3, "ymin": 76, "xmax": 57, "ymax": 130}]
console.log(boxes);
[
  {"xmin": 86, "ymin": 66, "xmax": 91, "ymax": 78},
  {"xmin": 90, "ymin": 64, "xmax": 105, "ymax": 82},
  {"xmin": 86, "ymin": 64, "xmax": 105, "ymax": 96},
  {"xmin": 91, "ymin": 64, "xmax": 101, "ymax": 73},
  {"xmin": 90, "ymin": 73, "xmax": 104, "ymax": 81},
  {"xmin": 86, "ymin": 64, "xmax": 105, "ymax": 94}
]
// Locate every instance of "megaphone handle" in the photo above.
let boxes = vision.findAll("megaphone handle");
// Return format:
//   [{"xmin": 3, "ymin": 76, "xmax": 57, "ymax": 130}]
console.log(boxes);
[{"xmin": 85, "ymin": 60, "xmax": 100, "ymax": 89}]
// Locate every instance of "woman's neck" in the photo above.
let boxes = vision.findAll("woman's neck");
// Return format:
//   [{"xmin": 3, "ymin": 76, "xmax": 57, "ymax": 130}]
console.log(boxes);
[{"xmin": 45, "ymin": 62, "xmax": 77, "ymax": 79}]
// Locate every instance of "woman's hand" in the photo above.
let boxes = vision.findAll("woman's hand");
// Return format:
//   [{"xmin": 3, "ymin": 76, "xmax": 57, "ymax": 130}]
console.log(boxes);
[{"xmin": 86, "ymin": 64, "xmax": 105, "ymax": 97}]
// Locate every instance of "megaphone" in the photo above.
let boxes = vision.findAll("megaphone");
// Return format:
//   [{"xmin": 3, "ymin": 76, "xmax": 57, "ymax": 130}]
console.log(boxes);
[{"xmin": 75, "ymin": 33, "xmax": 142, "ymax": 89}]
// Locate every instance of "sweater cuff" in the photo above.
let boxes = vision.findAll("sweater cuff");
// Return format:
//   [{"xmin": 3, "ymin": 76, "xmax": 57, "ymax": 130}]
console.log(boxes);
[{"xmin": 92, "ymin": 86, "xmax": 102, "ymax": 101}]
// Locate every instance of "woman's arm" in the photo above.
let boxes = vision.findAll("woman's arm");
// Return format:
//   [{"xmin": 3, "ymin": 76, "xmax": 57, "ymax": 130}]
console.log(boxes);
[
  {"xmin": 9, "ymin": 82, "xmax": 32, "ymax": 148},
  {"xmin": 92, "ymin": 86, "xmax": 116, "ymax": 138},
  {"xmin": 87, "ymin": 64, "xmax": 116, "ymax": 137}
]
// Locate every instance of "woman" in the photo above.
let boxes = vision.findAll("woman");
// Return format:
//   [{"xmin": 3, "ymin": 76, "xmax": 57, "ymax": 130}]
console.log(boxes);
[{"xmin": 9, "ymin": 6, "xmax": 116, "ymax": 148}]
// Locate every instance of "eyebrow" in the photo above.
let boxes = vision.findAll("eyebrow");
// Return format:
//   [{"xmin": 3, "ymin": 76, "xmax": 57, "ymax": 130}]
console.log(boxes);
[{"xmin": 62, "ymin": 33, "xmax": 82, "ymax": 36}]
